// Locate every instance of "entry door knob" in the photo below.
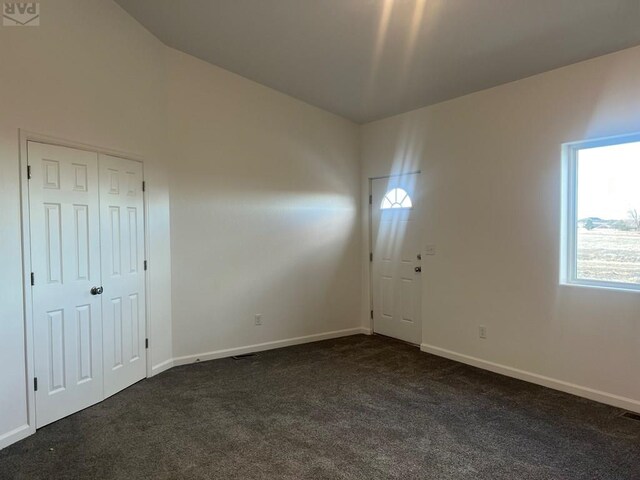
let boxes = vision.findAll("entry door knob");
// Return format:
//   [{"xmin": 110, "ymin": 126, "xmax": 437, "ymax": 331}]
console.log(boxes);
[
  {"xmin": 414, "ymin": 267, "xmax": 422, "ymax": 273},
  {"xmin": 90, "ymin": 286, "xmax": 104, "ymax": 295}
]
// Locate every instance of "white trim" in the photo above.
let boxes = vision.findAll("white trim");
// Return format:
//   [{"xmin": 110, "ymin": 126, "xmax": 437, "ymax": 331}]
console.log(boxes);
[
  {"xmin": 18, "ymin": 130, "xmax": 37, "ymax": 445},
  {"xmin": 150, "ymin": 358, "xmax": 174, "ymax": 376},
  {"xmin": 126, "ymin": 328, "xmax": 371, "ymax": 376},
  {"xmin": 560, "ymin": 132, "xmax": 640, "ymax": 293},
  {"xmin": 140, "ymin": 162, "xmax": 153, "ymax": 378},
  {"xmin": 0, "ymin": 424, "xmax": 32, "ymax": 451},
  {"xmin": 369, "ymin": 170, "xmax": 422, "ymax": 180},
  {"xmin": 19, "ymin": 129, "xmax": 146, "ymax": 161},
  {"xmin": 367, "ymin": 177, "xmax": 373, "ymax": 333},
  {"xmin": 421, "ymin": 343, "xmax": 640, "ymax": 414},
  {"xmin": 172, "ymin": 328, "xmax": 370, "ymax": 366}
]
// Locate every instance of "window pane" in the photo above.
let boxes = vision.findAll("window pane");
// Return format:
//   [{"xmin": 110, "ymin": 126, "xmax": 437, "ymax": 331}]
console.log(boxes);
[
  {"xmin": 380, "ymin": 188, "xmax": 412, "ymax": 210},
  {"xmin": 576, "ymin": 142, "xmax": 640, "ymax": 285}
]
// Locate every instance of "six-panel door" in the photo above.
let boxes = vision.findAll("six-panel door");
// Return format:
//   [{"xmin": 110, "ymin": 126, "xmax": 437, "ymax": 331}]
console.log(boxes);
[
  {"xmin": 29, "ymin": 142, "xmax": 104, "ymax": 428},
  {"xmin": 99, "ymin": 154, "xmax": 146, "ymax": 398},
  {"xmin": 29, "ymin": 143, "xmax": 146, "ymax": 427}
]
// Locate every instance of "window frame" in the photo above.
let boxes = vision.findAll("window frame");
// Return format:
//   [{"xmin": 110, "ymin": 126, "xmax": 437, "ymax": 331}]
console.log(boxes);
[{"xmin": 561, "ymin": 133, "xmax": 640, "ymax": 292}]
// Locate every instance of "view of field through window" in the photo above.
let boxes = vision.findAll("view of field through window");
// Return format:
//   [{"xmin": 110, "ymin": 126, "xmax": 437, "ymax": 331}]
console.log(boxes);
[{"xmin": 576, "ymin": 141, "xmax": 640, "ymax": 285}]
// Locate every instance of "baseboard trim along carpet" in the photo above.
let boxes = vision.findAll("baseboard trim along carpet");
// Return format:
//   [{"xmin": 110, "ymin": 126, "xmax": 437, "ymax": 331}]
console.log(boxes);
[
  {"xmin": 152, "ymin": 327, "xmax": 372, "ymax": 374},
  {"xmin": 0, "ymin": 424, "xmax": 32, "ymax": 451},
  {"xmin": 151, "ymin": 358, "xmax": 175, "ymax": 376},
  {"xmin": 421, "ymin": 343, "xmax": 640, "ymax": 414}
]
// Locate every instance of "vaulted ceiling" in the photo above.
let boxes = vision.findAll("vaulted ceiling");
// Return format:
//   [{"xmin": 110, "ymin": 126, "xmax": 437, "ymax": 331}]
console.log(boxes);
[{"xmin": 115, "ymin": 0, "xmax": 640, "ymax": 123}]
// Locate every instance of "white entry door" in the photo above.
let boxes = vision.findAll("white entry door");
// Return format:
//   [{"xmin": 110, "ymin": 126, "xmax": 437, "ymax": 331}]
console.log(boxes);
[
  {"xmin": 99, "ymin": 154, "xmax": 146, "ymax": 398},
  {"xmin": 29, "ymin": 143, "xmax": 147, "ymax": 427},
  {"xmin": 29, "ymin": 142, "xmax": 104, "ymax": 428},
  {"xmin": 371, "ymin": 175, "xmax": 422, "ymax": 344}
]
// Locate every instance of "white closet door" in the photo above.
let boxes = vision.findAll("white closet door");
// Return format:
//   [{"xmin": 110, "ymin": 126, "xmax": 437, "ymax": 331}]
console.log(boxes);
[
  {"xmin": 29, "ymin": 142, "xmax": 104, "ymax": 428},
  {"xmin": 99, "ymin": 154, "xmax": 147, "ymax": 398}
]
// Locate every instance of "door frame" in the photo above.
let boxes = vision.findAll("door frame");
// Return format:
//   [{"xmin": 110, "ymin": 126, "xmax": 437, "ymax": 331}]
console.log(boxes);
[
  {"xmin": 18, "ymin": 129, "xmax": 151, "ymax": 434},
  {"xmin": 367, "ymin": 170, "xmax": 421, "ymax": 338}
]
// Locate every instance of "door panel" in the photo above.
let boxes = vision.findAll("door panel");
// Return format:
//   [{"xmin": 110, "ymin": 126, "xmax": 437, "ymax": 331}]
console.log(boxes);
[
  {"xmin": 99, "ymin": 154, "xmax": 146, "ymax": 398},
  {"xmin": 371, "ymin": 176, "xmax": 422, "ymax": 344},
  {"xmin": 29, "ymin": 142, "xmax": 103, "ymax": 428}
]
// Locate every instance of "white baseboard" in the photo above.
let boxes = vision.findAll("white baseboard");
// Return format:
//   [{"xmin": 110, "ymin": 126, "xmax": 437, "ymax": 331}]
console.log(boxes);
[
  {"xmin": 151, "ymin": 358, "xmax": 175, "ymax": 376},
  {"xmin": 421, "ymin": 343, "xmax": 640, "ymax": 414},
  {"xmin": 0, "ymin": 424, "xmax": 33, "ymax": 451},
  {"xmin": 172, "ymin": 327, "xmax": 369, "ymax": 367}
]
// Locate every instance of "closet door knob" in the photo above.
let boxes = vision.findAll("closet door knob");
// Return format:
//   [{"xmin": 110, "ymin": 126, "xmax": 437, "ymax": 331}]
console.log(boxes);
[{"xmin": 90, "ymin": 286, "xmax": 104, "ymax": 295}]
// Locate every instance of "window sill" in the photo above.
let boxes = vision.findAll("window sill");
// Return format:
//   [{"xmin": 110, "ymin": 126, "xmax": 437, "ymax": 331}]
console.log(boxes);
[{"xmin": 559, "ymin": 280, "xmax": 640, "ymax": 294}]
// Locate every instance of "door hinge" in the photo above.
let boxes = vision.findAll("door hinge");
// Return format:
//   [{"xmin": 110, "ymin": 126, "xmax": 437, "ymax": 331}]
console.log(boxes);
[
  {"xmin": 145, "ymin": 338, "xmax": 149, "ymax": 349},
  {"xmin": 142, "ymin": 181, "xmax": 146, "ymax": 192},
  {"xmin": 144, "ymin": 260, "xmax": 148, "ymax": 271},
  {"xmin": 34, "ymin": 377, "xmax": 38, "ymax": 391},
  {"xmin": 369, "ymin": 252, "xmax": 373, "ymax": 262},
  {"xmin": 27, "ymin": 165, "xmax": 32, "ymax": 179},
  {"xmin": 370, "ymin": 310, "xmax": 373, "ymax": 319},
  {"xmin": 369, "ymin": 194, "xmax": 372, "ymax": 205},
  {"xmin": 30, "ymin": 272, "xmax": 35, "ymax": 286}
]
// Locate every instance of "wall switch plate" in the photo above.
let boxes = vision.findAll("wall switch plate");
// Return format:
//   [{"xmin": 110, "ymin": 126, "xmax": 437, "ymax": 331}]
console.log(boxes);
[
  {"xmin": 479, "ymin": 325, "xmax": 487, "ymax": 339},
  {"xmin": 255, "ymin": 314, "xmax": 263, "ymax": 326},
  {"xmin": 424, "ymin": 244, "xmax": 437, "ymax": 256}
]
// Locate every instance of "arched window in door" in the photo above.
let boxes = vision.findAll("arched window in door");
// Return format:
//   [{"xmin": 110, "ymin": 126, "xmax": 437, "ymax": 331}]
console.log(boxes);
[{"xmin": 380, "ymin": 188, "xmax": 412, "ymax": 209}]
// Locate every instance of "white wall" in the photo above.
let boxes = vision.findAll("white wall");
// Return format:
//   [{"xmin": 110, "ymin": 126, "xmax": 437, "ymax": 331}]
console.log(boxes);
[
  {"xmin": 0, "ymin": 0, "xmax": 173, "ymax": 448},
  {"xmin": 166, "ymin": 49, "xmax": 363, "ymax": 362},
  {"xmin": 361, "ymin": 46, "xmax": 640, "ymax": 411},
  {"xmin": 0, "ymin": 0, "xmax": 364, "ymax": 450}
]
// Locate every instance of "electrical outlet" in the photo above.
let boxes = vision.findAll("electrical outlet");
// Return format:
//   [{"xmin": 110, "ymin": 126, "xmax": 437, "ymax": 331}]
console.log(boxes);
[
  {"xmin": 479, "ymin": 325, "xmax": 487, "ymax": 339},
  {"xmin": 254, "ymin": 314, "xmax": 263, "ymax": 326}
]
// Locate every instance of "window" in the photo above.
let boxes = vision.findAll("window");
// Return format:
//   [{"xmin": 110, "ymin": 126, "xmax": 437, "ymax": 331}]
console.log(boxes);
[
  {"xmin": 381, "ymin": 188, "xmax": 413, "ymax": 209},
  {"xmin": 562, "ymin": 135, "xmax": 640, "ymax": 290}
]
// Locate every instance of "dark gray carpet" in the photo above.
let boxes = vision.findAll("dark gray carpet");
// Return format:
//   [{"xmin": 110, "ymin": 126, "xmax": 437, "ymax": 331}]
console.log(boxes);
[{"xmin": 1, "ymin": 334, "xmax": 639, "ymax": 479}]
